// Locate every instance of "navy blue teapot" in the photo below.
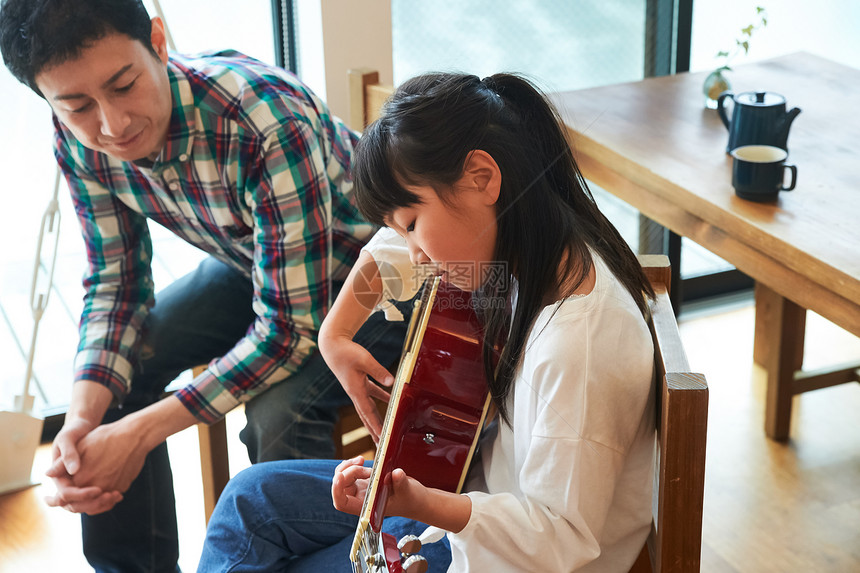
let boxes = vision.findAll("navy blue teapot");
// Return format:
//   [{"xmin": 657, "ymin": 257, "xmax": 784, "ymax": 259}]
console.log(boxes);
[{"xmin": 717, "ymin": 91, "xmax": 801, "ymax": 153}]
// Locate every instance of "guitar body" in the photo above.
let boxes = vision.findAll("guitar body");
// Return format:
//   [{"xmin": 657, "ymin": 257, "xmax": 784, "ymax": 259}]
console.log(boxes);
[{"xmin": 351, "ymin": 277, "xmax": 494, "ymax": 573}]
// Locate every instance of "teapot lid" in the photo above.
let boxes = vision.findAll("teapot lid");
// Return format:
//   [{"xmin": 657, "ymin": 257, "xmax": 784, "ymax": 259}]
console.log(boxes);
[{"xmin": 736, "ymin": 91, "xmax": 785, "ymax": 107}]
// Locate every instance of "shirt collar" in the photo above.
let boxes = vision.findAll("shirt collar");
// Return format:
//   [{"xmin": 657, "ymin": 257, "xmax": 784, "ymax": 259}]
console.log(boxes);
[{"xmin": 152, "ymin": 58, "xmax": 197, "ymax": 168}]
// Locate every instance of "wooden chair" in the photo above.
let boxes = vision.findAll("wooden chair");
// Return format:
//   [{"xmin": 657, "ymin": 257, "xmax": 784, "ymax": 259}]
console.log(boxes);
[
  {"xmin": 632, "ymin": 255, "xmax": 709, "ymax": 573},
  {"xmin": 347, "ymin": 68, "xmax": 394, "ymax": 131},
  {"xmin": 190, "ymin": 365, "xmax": 231, "ymax": 524},
  {"xmin": 332, "ymin": 399, "xmax": 388, "ymax": 459},
  {"xmin": 345, "ymin": 71, "xmax": 709, "ymax": 572}
]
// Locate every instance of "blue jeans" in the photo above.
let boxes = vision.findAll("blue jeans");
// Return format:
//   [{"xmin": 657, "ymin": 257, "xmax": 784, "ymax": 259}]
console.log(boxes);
[
  {"xmin": 81, "ymin": 257, "xmax": 410, "ymax": 572},
  {"xmin": 197, "ymin": 460, "xmax": 452, "ymax": 572}
]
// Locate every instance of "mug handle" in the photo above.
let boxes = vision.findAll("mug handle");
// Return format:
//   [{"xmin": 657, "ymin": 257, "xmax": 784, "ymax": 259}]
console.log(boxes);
[{"xmin": 782, "ymin": 164, "xmax": 798, "ymax": 191}]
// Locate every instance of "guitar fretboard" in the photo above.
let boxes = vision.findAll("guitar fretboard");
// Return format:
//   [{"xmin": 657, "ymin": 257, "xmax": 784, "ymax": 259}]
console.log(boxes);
[{"xmin": 349, "ymin": 277, "xmax": 441, "ymax": 566}]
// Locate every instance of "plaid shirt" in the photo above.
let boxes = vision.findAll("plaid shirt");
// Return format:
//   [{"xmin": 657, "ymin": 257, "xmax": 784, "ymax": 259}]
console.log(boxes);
[{"xmin": 54, "ymin": 51, "xmax": 374, "ymax": 422}]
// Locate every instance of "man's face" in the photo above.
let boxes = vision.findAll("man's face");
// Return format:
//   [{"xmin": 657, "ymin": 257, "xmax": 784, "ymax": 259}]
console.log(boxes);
[{"xmin": 35, "ymin": 19, "xmax": 172, "ymax": 162}]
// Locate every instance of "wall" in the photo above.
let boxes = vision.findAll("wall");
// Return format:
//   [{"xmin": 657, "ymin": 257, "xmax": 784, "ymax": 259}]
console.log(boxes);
[{"xmin": 320, "ymin": 0, "xmax": 393, "ymax": 120}]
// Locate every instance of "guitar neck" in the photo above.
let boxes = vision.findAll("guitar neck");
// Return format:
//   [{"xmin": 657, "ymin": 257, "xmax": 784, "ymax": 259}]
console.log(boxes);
[
  {"xmin": 350, "ymin": 277, "xmax": 440, "ymax": 563},
  {"xmin": 349, "ymin": 276, "xmax": 494, "ymax": 572}
]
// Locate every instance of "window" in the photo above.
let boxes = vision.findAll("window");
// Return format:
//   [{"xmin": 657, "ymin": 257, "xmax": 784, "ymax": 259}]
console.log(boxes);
[
  {"xmin": 392, "ymin": 0, "xmax": 647, "ymax": 93},
  {"xmin": 387, "ymin": 1, "xmax": 860, "ymax": 305},
  {"xmin": 389, "ymin": 0, "xmax": 665, "ymax": 280}
]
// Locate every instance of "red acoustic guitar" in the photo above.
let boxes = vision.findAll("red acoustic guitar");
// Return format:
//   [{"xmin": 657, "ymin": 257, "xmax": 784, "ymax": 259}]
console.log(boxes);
[{"xmin": 350, "ymin": 276, "xmax": 494, "ymax": 573}]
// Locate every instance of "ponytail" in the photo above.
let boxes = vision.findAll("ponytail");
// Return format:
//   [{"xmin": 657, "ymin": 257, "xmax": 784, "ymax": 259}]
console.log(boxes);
[{"xmin": 352, "ymin": 72, "xmax": 654, "ymax": 424}]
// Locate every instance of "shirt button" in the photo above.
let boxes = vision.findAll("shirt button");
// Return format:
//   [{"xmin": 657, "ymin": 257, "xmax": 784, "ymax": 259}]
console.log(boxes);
[
  {"xmin": 169, "ymin": 182, "xmax": 180, "ymax": 191},
  {"xmin": 179, "ymin": 153, "xmax": 188, "ymax": 162}
]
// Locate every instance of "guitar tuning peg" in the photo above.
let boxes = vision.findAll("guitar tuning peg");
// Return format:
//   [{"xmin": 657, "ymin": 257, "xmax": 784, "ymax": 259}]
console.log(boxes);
[
  {"xmin": 402, "ymin": 554, "xmax": 429, "ymax": 573},
  {"xmin": 397, "ymin": 534, "xmax": 422, "ymax": 555}
]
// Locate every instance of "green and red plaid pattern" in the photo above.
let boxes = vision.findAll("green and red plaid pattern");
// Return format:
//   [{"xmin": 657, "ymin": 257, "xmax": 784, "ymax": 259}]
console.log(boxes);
[{"xmin": 54, "ymin": 51, "xmax": 374, "ymax": 421}]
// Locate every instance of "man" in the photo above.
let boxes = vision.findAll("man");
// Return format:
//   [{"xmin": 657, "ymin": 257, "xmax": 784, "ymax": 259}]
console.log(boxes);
[{"xmin": 0, "ymin": 1, "xmax": 406, "ymax": 571}]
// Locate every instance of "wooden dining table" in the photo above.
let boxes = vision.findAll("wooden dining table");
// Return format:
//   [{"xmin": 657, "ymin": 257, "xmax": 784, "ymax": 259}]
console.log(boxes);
[{"xmin": 551, "ymin": 51, "xmax": 860, "ymax": 440}]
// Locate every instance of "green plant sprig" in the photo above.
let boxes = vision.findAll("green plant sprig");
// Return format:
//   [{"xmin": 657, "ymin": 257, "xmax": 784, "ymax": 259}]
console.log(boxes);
[{"xmin": 715, "ymin": 6, "xmax": 768, "ymax": 72}]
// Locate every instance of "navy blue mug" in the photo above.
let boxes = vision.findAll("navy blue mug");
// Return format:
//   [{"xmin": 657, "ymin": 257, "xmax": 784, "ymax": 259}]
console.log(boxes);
[{"xmin": 730, "ymin": 145, "xmax": 797, "ymax": 202}]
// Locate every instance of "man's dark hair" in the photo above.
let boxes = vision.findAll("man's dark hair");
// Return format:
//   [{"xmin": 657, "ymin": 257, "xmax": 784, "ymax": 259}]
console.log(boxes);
[{"xmin": 0, "ymin": 0, "xmax": 155, "ymax": 96}]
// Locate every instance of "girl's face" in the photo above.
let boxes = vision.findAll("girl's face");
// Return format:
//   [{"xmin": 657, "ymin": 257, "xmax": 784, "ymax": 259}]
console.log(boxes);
[{"xmin": 385, "ymin": 152, "xmax": 501, "ymax": 291}]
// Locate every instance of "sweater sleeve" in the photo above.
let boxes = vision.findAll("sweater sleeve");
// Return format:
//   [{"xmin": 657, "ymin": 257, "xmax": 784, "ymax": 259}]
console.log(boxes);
[
  {"xmin": 452, "ymin": 438, "xmax": 625, "ymax": 571},
  {"xmin": 447, "ymin": 293, "xmax": 655, "ymax": 572}
]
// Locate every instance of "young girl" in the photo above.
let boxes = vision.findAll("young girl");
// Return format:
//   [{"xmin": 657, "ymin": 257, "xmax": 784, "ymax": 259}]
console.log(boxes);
[{"xmin": 198, "ymin": 72, "xmax": 656, "ymax": 573}]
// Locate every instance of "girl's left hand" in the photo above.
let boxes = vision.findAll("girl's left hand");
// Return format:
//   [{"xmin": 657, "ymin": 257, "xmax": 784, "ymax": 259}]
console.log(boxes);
[{"xmin": 382, "ymin": 468, "xmax": 431, "ymax": 519}]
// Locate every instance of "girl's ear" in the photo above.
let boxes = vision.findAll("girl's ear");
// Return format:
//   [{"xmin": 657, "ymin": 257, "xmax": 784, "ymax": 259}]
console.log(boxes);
[{"xmin": 462, "ymin": 150, "xmax": 501, "ymax": 205}]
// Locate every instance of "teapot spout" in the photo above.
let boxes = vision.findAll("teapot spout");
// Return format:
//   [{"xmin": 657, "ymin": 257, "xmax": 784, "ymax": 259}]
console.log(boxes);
[{"xmin": 777, "ymin": 107, "xmax": 802, "ymax": 149}]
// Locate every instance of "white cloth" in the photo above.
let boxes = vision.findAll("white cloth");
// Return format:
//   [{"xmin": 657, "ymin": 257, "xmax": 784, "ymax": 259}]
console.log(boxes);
[
  {"xmin": 449, "ymin": 254, "xmax": 656, "ymax": 572},
  {"xmin": 360, "ymin": 227, "xmax": 435, "ymax": 320}
]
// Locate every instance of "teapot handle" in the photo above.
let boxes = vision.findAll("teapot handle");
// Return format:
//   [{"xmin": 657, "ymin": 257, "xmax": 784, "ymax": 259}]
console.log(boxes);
[{"xmin": 716, "ymin": 92, "xmax": 733, "ymax": 130}]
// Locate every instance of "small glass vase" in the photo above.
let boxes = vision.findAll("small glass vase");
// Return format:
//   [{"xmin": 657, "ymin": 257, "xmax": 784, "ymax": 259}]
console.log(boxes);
[{"xmin": 703, "ymin": 68, "xmax": 731, "ymax": 109}]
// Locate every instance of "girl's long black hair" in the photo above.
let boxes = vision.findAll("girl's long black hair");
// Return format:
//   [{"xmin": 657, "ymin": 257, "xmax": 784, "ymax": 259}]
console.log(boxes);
[{"xmin": 352, "ymin": 72, "xmax": 654, "ymax": 424}]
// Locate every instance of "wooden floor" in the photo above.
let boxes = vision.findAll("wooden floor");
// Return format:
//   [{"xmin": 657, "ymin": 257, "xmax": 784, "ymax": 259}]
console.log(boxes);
[{"xmin": 1, "ymin": 295, "xmax": 859, "ymax": 573}]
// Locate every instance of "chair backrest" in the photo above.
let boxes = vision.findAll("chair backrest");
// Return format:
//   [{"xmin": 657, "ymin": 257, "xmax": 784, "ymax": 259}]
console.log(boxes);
[
  {"xmin": 347, "ymin": 68, "xmax": 394, "ymax": 131},
  {"xmin": 635, "ymin": 255, "xmax": 709, "ymax": 573},
  {"xmin": 345, "ymin": 72, "xmax": 709, "ymax": 572}
]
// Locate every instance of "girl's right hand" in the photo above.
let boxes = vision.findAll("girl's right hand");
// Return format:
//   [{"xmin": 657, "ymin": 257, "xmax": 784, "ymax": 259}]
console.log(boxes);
[{"xmin": 318, "ymin": 333, "xmax": 395, "ymax": 443}]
